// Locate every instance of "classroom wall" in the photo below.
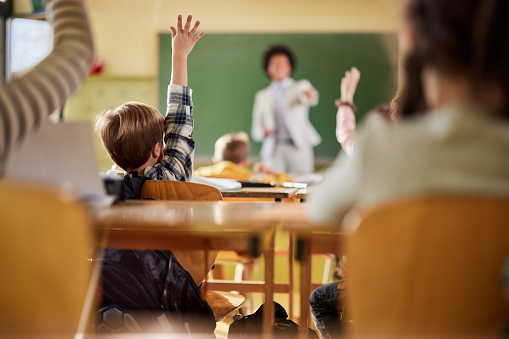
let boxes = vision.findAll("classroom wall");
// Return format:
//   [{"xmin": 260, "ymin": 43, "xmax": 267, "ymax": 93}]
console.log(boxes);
[
  {"xmin": 88, "ymin": 0, "xmax": 405, "ymax": 76},
  {"xmin": 68, "ymin": 0, "xmax": 405, "ymax": 171}
]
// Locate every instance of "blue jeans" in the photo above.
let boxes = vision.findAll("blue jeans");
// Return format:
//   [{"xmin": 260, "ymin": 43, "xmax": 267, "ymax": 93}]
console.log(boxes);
[{"xmin": 309, "ymin": 281, "xmax": 348, "ymax": 339}]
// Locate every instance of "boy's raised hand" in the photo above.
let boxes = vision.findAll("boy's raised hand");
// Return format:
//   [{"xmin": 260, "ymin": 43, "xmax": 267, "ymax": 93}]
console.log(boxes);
[
  {"xmin": 169, "ymin": 15, "xmax": 203, "ymax": 86},
  {"xmin": 170, "ymin": 15, "xmax": 204, "ymax": 59}
]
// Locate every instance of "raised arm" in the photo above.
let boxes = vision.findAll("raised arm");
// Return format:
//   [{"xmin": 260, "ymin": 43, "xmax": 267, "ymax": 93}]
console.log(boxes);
[
  {"xmin": 336, "ymin": 67, "xmax": 360, "ymax": 156},
  {"xmin": 170, "ymin": 15, "xmax": 204, "ymax": 86},
  {"xmin": 146, "ymin": 15, "xmax": 203, "ymax": 181},
  {"xmin": 0, "ymin": 0, "xmax": 94, "ymax": 172}
]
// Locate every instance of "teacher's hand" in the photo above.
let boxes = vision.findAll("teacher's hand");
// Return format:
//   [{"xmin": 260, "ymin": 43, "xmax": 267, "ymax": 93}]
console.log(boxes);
[{"xmin": 304, "ymin": 87, "xmax": 319, "ymax": 105}]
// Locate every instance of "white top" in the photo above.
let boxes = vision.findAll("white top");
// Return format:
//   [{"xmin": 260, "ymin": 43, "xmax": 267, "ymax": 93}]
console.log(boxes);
[{"xmin": 308, "ymin": 103, "xmax": 509, "ymax": 230}]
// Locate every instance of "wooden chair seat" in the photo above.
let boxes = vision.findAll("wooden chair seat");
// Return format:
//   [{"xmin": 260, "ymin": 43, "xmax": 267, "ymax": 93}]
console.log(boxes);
[{"xmin": 205, "ymin": 291, "xmax": 246, "ymax": 322}]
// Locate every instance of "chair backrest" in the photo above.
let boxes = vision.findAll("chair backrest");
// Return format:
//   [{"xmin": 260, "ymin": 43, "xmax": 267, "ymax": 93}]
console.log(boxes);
[
  {"xmin": 0, "ymin": 180, "xmax": 93, "ymax": 338},
  {"xmin": 140, "ymin": 180, "xmax": 223, "ymax": 201},
  {"xmin": 347, "ymin": 195, "xmax": 509, "ymax": 337},
  {"xmin": 140, "ymin": 180, "xmax": 222, "ymax": 286}
]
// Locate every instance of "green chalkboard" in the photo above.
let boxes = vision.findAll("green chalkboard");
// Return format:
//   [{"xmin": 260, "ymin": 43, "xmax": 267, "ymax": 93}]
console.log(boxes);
[{"xmin": 159, "ymin": 33, "xmax": 398, "ymax": 162}]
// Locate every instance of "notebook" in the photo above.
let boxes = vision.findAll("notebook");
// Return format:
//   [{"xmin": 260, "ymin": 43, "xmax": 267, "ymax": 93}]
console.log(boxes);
[
  {"xmin": 4, "ymin": 121, "xmax": 113, "ymax": 207},
  {"xmin": 191, "ymin": 176, "xmax": 242, "ymax": 190}
]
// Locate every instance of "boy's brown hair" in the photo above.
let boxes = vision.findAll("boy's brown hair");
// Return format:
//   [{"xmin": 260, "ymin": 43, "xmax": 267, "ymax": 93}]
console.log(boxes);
[
  {"xmin": 213, "ymin": 132, "xmax": 250, "ymax": 164},
  {"xmin": 95, "ymin": 102, "xmax": 164, "ymax": 172}
]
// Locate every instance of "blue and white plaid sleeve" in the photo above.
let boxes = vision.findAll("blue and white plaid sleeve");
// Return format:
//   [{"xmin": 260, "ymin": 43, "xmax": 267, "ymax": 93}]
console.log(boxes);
[{"xmin": 144, "ymin": 85, "xmax": 195, "ymax": 181}]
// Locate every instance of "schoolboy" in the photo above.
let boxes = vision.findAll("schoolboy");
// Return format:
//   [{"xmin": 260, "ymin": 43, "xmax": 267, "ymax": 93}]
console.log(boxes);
[
  {"xmin": 193, "ymin": 131, "xmax": 293, "ymax": 184},
  {"xmin": 94, "ymin": 15, "xmax": 217, "ymax": 336}
]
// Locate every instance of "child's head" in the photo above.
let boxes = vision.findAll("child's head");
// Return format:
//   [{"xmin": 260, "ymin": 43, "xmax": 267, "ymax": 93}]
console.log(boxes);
[
  {"xmin": 213, "ymin": 132, "xmax": 250, "ymax": 167},
  {"xmin": 263, "ymin": 44, "xmax": 295, "ymax": 82},
  {"xmin": 401, "ymin": 0, "xmax": 509, "ymax": 118},
  {"xmin": 95, "ymin": 102, "xmax": 164, "ymax": 172}
]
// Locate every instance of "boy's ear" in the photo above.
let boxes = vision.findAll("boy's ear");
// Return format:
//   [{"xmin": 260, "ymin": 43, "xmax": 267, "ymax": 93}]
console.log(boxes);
[{"xmin": 152, "ymin": 142, "xmax": 162, "ymax": 159}]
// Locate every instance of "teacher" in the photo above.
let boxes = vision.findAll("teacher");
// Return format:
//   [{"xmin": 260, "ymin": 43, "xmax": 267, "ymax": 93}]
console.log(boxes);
[{"xmin": 251, "ymin": 44, "xmax": 320, "ymax": 175}]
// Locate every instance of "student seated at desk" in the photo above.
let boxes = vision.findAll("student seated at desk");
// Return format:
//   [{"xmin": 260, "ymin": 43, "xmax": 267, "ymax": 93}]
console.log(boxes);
[
  {"xmin": 309, "ymin": 1, "xmax": 509, "ymax": 336},
  {"xmin": 94, "ymin": 15, "xmax": 217, "ymax": 336},
  {"xmin": 309, "ymin": 68, "xmax": 396, "ymax": 339},
  {"xmin": 193, "ymin": 131, "xmax": 293, "ymax": 184},
  {"xmin": 309, "ymin": 0, "xmax": 509, "ymax": 228}
]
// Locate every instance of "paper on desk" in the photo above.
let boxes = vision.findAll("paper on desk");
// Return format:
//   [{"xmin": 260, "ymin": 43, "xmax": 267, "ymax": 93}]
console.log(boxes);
[
  {"xmin": 291, "ymin": 173, "xmax": 323, "ymax": 185},
  {"xmin": 191, "ymin": 176, "xmax": 242, "ymax": 190}
]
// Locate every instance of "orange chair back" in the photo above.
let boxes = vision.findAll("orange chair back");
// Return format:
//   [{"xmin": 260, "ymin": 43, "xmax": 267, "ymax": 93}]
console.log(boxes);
[
  {"xmin": 140, "ymin": 180, "xmax": 223, "ymax": 201},
  {"xmin": 348, "ymin": 195, "xmax": 509, "ymax": 337},
  {"xmin": 0, "ymin": 180, "xmax": 93, "ymax": 338}
]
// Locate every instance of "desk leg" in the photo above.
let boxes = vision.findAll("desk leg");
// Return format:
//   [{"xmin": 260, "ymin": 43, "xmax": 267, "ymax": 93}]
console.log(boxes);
[
  {"xmin": 298, "ymin": 237, "xmax": 312, "ymax": 339},
  {"xmin": 263, "ymin": 228, "xmax": 275, "ymax": 339},
  {"xmin": 289, "ymin": 232, "xmax": 294, "ymax": 320}
]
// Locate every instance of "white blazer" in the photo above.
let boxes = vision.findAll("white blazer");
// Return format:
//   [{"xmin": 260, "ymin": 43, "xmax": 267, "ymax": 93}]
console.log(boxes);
[{"xmin": 251, "ymin": 79, "xmax": 321, "ymax": 162}]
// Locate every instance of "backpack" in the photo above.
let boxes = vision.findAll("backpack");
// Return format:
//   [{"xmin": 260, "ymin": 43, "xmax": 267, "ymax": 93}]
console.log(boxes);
[
  {"xmin": 228, "ymin": 302, "xmax": 319, "ymax": 339},
  {"xmin": 96, "ymin": 250, "xmax": 216, "ymax": 336},
  {"xmin": 101, "ymin": 171, "xmax": 148, "ymax": 201},
  {"xmin": 122, "ymin": 172, "xmax": 148, "ymax": 200},
  {"xmin": 95, "ymin": 172, "xmax": 216, "ymax": 336}
]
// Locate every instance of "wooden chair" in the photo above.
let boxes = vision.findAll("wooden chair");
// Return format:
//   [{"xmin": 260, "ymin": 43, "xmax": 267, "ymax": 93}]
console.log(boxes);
[
  {"xmin": 0, "ymin": 180, "xmax": 94, "ymax": 338},
  {"xmin": 347, "ymin": 195, "xmax": 509, "ymax": 337},
  {"xmin": 139, "ymin": 180, "xmax": 248, "ymax": 318}
]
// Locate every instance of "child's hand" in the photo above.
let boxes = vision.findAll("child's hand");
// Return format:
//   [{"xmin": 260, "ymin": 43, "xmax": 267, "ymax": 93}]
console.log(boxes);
[
  {"xmin": 169, "ymin": 15, "xmax": 203, "ymax": 86},
  {"xmin": 170, "ymin": 15, "xmax": 204, "ymax": 59},
  {"xmin": 340, "ymin": 67, "xmax": 360, "ymax": 103}
]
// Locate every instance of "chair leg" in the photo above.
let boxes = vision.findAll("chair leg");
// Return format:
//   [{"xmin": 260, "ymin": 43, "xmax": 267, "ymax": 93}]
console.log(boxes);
[
  {"xmin": 233, "ymin": 263, "xmax": 244, "ymax": 282},
  {"xmin": 322, "ymin": 254, "xmax": 332, "ymax": 284}
]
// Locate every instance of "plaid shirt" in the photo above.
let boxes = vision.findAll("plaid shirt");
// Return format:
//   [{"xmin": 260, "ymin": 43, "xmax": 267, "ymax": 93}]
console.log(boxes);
[{"xmin": 144, "ymin": 85, "xmax": 195, "ymax": 181}]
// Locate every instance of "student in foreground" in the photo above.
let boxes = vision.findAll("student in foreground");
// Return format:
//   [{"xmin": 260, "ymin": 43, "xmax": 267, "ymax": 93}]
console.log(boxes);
[
  {"xmin": 94, "ymin": 15, "xmax": 217, "ymax": 336},
  {"xmin": 0, "ymin": 0, "xmax": 94, "ymax": 173},
  {"xmin": 193, "ymin": 131, "xmax": 293, "ymax": 184},
  {"xmin": 308, "ymin": 0, "xmax": 509, "ymax": 230}
]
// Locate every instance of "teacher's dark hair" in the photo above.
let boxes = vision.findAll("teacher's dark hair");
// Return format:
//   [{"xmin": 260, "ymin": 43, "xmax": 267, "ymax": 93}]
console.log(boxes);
[
  {"xmin": 262, "ymin": 44, "xmax": 296, "ymax": 75},
  {"xmin": 400, "ymin": 0, "xmax": 509, "ymax": 118}
]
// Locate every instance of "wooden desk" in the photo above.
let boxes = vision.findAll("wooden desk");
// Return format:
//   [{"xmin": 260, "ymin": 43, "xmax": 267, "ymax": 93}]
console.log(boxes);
[
  {"xmin": 295, "ymin": 188, "xmax": 309, "ymax": 202},
  {"xmin": 254, "ymin": 203, "xmax": 348, "ymax": 335},
  {"xmin": 221, "ymin": 187, "xmax": 299, "ymax": 202},
  {"xmin": 93, "ymin": 200, "xmax": 280, "ymax": 338}
]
